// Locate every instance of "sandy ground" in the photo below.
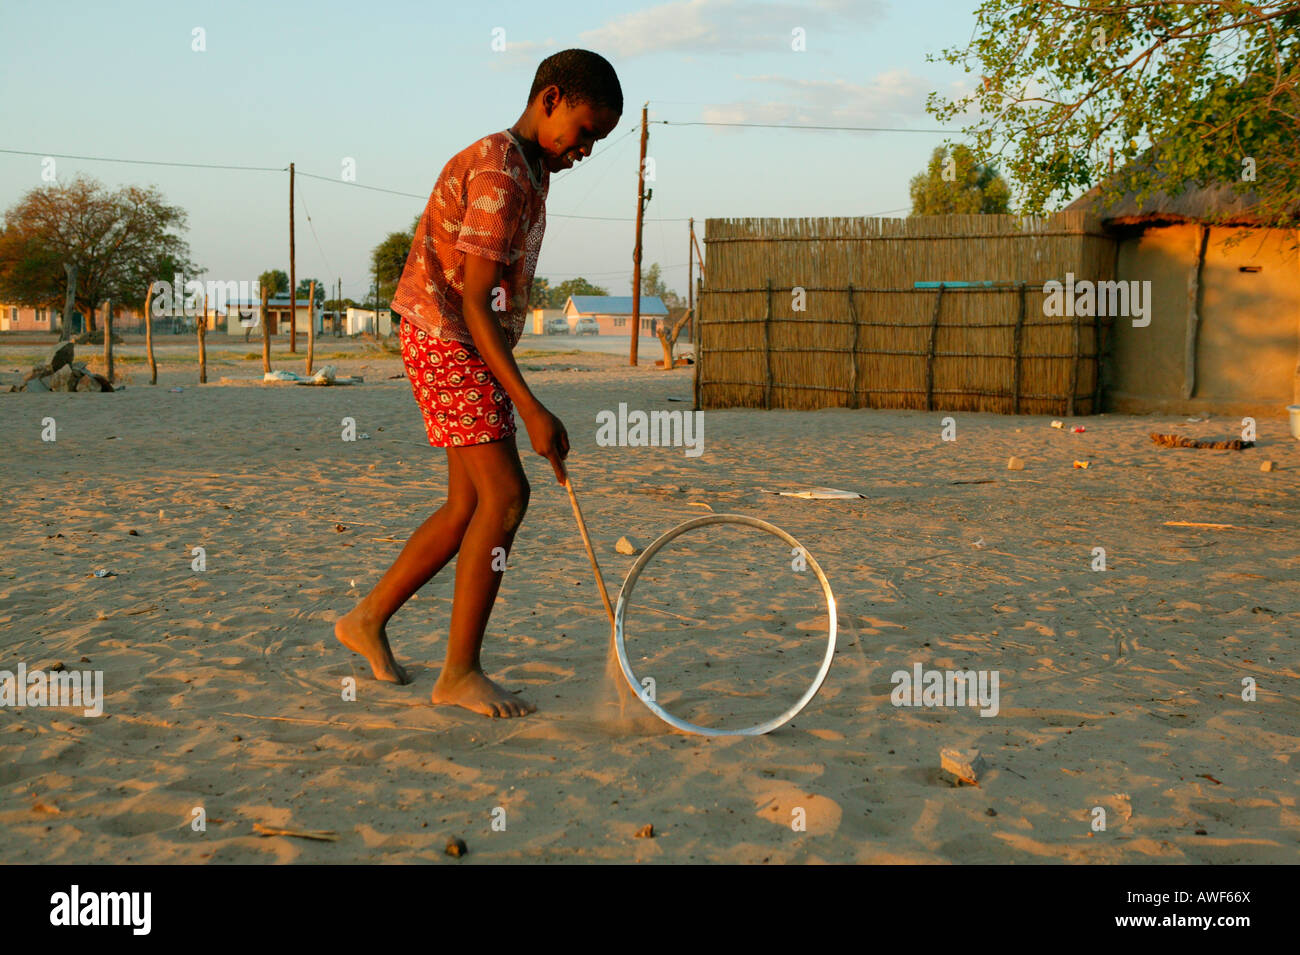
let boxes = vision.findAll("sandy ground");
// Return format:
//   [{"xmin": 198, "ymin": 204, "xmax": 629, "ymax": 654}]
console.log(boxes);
[{"xmin": 1, "ymin": 335, "xmax": 1297, "ymax": 864}]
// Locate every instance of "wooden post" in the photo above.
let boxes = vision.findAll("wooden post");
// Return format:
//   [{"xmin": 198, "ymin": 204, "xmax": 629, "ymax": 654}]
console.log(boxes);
[
  {"xmin": 144, "ymin": 281, "xmax": 157, "ymax": 385},
  {"xmin": 197, "ymin": 288, "xmax": 208, "ymax": 384},
  {"xmin": 1068, "ymin": 305, "xmax": 1080, "ymax": 417},
  {"xmin": 103, "ymin": 300, "xmax": 114, "ymax": 381},
  {"xmin": 925, "ymin": 284, "xmax": 944, "ymax": 411},
  {"xmin": 289, "ymin": 162, "xmax": 297, "ymax": 353},
  {"xmin": 61, "ymin": 263, "xmax": 77, "ymax": 342},
  {"xmin": 687, "ymin": 218, "xmax": 694, "ymax": 346},
  {"xmin": 846, "ymin": 283, "xmax": 860, "ymax": 409},
  {"xmin": 261, "ymin": 283, "xmax": 272, "ymax": 373},
  {"xmin": 763, "ymin": 278, "xmax": 773, "ymax": 409},
  {"xmin": 692, "ymin": 276, "xmax": 702, "ymax": 412},
  {"xmin": 1012, "ymin": 282, "xmax": 1025, "ymax": 414},
  {"xmin": 1183, "ymin": 224, "xmax": 1210, "ymax": 400},
  {"xmin": 630, "ymin": 103, "xmax": 648, "ymax": 367},
  {"xmin": 306, "ymin": 279, "xmax": 316, "ymax": 376}
]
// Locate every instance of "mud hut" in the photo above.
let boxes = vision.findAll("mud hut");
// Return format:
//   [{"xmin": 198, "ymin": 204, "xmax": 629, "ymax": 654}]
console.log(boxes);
[{"xmin": 1065, "ymin": 176, "xmax": 1299, "ymax": 415}]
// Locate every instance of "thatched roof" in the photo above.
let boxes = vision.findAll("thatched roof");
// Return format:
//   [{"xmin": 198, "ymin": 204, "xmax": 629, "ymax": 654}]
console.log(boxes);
[{"xmin": 1064, "ymin": 153, "xmax": 1292, "ymax": 227}]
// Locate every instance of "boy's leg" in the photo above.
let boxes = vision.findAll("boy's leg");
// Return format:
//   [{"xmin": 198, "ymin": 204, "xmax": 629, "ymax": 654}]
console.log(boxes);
[
  {"xmin": 335, "ymin": 447, "xmax": 479, "ymax": 683},
  {"xmin": 431, "ymin": 433, "xmax": 536, "ymax": 718}
]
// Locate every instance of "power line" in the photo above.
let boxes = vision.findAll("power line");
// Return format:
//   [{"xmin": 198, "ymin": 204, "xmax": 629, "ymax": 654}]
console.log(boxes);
[
  {"xmin": 0, "ymin": 147, "xmax": 285, "ymax": 172},
  {"xmin": 655, "ymin": 118, "xmax": 951, "ymax": 132},
  {"xmin": 295, "ymin": 181, "xmax": 334, "ymax": 281}
]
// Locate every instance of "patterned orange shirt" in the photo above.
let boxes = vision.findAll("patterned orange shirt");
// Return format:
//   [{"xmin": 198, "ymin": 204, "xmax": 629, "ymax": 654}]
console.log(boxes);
[{"xmin": 391, "ymin": 129, "xmax": 549, "ymax": 350}]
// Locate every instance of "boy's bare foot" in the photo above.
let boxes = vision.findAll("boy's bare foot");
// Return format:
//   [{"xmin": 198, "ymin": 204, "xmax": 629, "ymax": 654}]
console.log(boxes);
[
  {"xmin": 431, "ymin": 668, "xmax": 536, "ymax": 718},
  {"xmin": 334, "ymin": 609, "xmax": 410, "ymax": 684}
]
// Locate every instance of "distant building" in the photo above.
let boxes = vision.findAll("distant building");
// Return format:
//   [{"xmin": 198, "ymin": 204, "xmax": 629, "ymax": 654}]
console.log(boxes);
[
  {"xmin": 0, "ymin": 303, "xmax": 147, "ymax": 334},
  {"xmin": 562, "ymin": 295, "xmax": 667, "ymax": 336},
  {"xmin": 345, "ymin": 307, "xmax": 393, "ymax": 336}
]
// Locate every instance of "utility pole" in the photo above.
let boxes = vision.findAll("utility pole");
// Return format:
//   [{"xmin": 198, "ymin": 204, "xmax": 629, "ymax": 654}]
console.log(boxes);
[
  {"xmin": 687, "ymin": 218, "xmax": 694, "ymax": 341},
  {"xmin": 289, "ymin": 162, "xmax": 297, "ymax": 352},
  {"xmin": 630, "ymin": 102, "xmax": 649, "ymax": 366}
]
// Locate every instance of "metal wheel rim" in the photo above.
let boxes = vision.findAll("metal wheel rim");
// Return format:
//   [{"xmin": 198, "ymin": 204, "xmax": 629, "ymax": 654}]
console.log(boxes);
[{"xmin": 613, "ymin": 513, "xmax": 837, "ymax": 736}]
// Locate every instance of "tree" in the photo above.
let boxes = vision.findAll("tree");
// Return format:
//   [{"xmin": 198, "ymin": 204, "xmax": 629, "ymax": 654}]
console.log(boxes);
[
  {"xmin": 909, "ymin": 145, "xmax": 1012, "ymax": 214},
  {"xmin": 632, "ymin": 262, "xmax": 683, "ymax": 307},
  {"xmin": 297, "ymin": 278, "xmax": 325, "ymax": 305},
  {"xmin": 548, "ymin": 277, "xmax": 608, "ymax": 308},
  {"xmin": 260, "ymin": 270, "xmax": 289, "ymax": 296},
  {"xmin": 0, "ymin": 175, "xmax": 199, "ymax": 333},
  {"xmin": 371, "ymin": 217, "xmax": 417, "ymax": 305},
  {"xmin": 926, "ymin": 1, "xmax": 1300, "ymax": 223},
  {"xmin": 530, "ymin": 275, "xmax": 552, "ymax": 308}
]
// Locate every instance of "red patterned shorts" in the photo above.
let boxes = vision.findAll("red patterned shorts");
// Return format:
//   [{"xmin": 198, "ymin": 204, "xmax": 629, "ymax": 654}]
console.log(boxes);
[{"xmin": 399, "ymin": 318, "xmax": 517, "ymax": 448}]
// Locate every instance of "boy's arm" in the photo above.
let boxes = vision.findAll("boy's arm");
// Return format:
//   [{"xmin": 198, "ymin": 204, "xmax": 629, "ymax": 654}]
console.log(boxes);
[
  {"xmin": 461, "ymin": 252, "xmax": 538, "ymax": 414},
  {"xmin": 462, "ymin": 252, "xmax": 569, "ymax": 482}
]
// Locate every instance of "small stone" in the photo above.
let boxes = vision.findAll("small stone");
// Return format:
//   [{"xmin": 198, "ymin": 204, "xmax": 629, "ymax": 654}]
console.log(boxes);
[
  {"xmin": 1194, "ymin": 828, "xmax": 1207, "ymax": 836},
  {"xmin": 1260, "ymin": 460, "xmax": 1276, "ymax": 472},
  {"xmin": 128, "ymin": 529, "xmax": 139, "ymax": 536},
  {"xmin": 1006, "ymin": 456, "xmax": 1025, "ymax": 471},
  {"xmin": 615, "ymin": 536, "xmax": 641, "ymax": 556},
  {"xmin": 79, "ymin": 656, "xmax": 90, "ymax": 663},
  {"xmin": 48, "ymin": 662, "xmax": 66, "ymax": 672},
  {"xmin": 232, "ymin": 735, "xmax": 242, "ymax": 742},
  {"xmin": 634, "ymin": 824, "xmax": 654, "ymax": 838},
  {"xmin": 445, "ymin": 836, "xmax": 468, "ymax": 857},
  {"xmin": 940, "ymin": 747, "xmax": 986, "ymax": 785},
  {"xmin": 985, "ymin": 807, "xmax": 997, "ymax": 816},
  {"xmin": 48, "ymin": 365, "xmax": 76, "ymax": 392}
]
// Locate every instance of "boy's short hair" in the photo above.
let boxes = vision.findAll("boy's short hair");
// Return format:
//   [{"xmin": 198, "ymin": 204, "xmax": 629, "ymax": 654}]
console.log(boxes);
[{"xmin": 528, "ymin": 49, "xmax": 622, "ymax": 115}]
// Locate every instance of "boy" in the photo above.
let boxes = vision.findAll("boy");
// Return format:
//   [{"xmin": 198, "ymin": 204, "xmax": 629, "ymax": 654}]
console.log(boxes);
[{"xmin": 335, "ymin": 49, "xmax": 622, "ymax": 718}]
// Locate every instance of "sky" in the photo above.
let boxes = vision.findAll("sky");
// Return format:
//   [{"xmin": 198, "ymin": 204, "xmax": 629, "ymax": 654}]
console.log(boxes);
[{"xmin": 1, "ymin": 0, "xmax": 988, "ymax": 304}]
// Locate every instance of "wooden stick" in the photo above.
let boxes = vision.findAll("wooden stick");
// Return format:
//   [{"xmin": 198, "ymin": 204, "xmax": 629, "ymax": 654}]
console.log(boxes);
[
  {"xmin": 252, "ymin": 822, "xmax": 338, "ymax": 842},
  {"xmin": 926, "ymin": 284, "xmax": 944, "ymax": 411},
  {"xmin": 561, "ymin": 471, "xmax": 615, "ymax": 626}
]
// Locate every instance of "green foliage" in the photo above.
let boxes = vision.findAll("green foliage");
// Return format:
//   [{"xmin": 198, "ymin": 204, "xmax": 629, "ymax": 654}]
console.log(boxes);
[
  {"xmin": 909, "ymin": 145, "xmax": 1012, "ymax": 214},
  {"xmin": 631, "ymin": 262, "xmax": 683, "ymax": 307},
  {"xmin": 926, "ymin": 1, "xmax": 1300, "ymax": 224},
  {"xmin": 259, "ymin": 270, "xmax": 288, "ymax": 297},
  {"xmin": 530, "ymin": 275, "xmax": 552, "ymax": 308},
  {"xmin": 546, "ymin": 277, "xmax": 609, "ymax": 308},
  {"xmin": 296, "ymin": 278, "xmax": 325, "ymax": 304},
  {"xmin": 0, "ymin": 176, "xmax": 199, "ymax": 320},
  {"xmin": 371, "ymin": 224, "xmax": 413, "ymax": 305}
]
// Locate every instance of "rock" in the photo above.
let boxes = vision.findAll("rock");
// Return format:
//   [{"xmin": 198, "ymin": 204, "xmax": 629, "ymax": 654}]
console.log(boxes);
[
  {"xmin": 24, "ymin": 376, "xmax": 50, "ymax": 392},
  {"xmin": 75, "ymin": 374, "xmax": 103, "ymax": 392},
  {"xmin": 48, "ymin": 365, "xmax": 76, "ymax": 392},
  {"xmin": 940, "ymin": 747, "xmax": 986, "ymax": 785},
  {"xmin": 1006, "ymin": 456, "xmax": 1025, "ymax": 471},
  {"xmin": 23, "ymin": 363, "xmax": 53, "ymax": 383},
  {"xmin": 49, "ymin": 341, "xmax": 75, "ymax": 373},
  {"xmin": 634, "ymin": 824, "xmax": 654, "ymax": 838},
  {"xmin": 1260, "ymin": 460, "xmax": 1276, "ymax": 472},
  {"xmin": 444, "ymin": 836, "xmax": 468, "ymax": 857},
  {"xmin": 615, "ymin": 536, "xmax": 641, "ymax": 556},
  {"xmin": 91, "ymin": 373, "xmax": 114, "ymax": 393}
]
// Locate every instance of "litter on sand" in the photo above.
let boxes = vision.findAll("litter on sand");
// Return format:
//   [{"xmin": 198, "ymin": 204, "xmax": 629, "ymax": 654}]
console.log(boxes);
[
  {"xmin": 1150, "ymin": 432, "xmax": 1252, "ymax": 450},
  {"xmin": 758, "ymin": 486, "xmax": 866, "ymax": 499},
  {"xmin": 1073, "ymin": 460, "xmax": 1090, "ymax": 469},
  {"xmin": 261, "ymin": 366, "xmax": 365, "ymax": 386}
]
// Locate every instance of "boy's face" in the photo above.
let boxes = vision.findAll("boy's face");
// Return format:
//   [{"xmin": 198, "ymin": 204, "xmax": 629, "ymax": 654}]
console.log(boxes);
[{"xmin": 537, "ymin": 87, "xmax": 620, "ymax": 172}]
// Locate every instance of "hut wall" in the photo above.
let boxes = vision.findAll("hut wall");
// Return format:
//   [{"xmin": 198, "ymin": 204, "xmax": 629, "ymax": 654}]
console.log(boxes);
[
  {"xmin": 698, "ymin": 212, "xmax": 1115, "ymax": 415},
  {"xmin": 1105, "ymin": 224, "xmax": 1300, "ymax": 414}
]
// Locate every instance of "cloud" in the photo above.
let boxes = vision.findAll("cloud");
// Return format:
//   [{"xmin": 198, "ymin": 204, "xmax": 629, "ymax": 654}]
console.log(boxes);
[
  {"xmin": 579, "ymin": 0, "xmax": 887, "ymax": 58},
  {"xmin": 697, "ymin": 69, "xmax": 932, "ymax": 128}
]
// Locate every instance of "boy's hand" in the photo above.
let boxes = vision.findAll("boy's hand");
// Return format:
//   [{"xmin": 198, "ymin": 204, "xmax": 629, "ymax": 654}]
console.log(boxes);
[{"xmin": 520, "ymin": 402, "xmax": 569, "ymax": 484}]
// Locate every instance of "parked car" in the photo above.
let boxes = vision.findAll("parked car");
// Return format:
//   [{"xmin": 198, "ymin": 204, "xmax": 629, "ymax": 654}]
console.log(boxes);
[
  {"xmin": 575, "ymin": 317, "xmax": 599, "ymax": 336},
  {"xmin": 545, "ymin": 316, "xmax": 570, "ymax": 335}
]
